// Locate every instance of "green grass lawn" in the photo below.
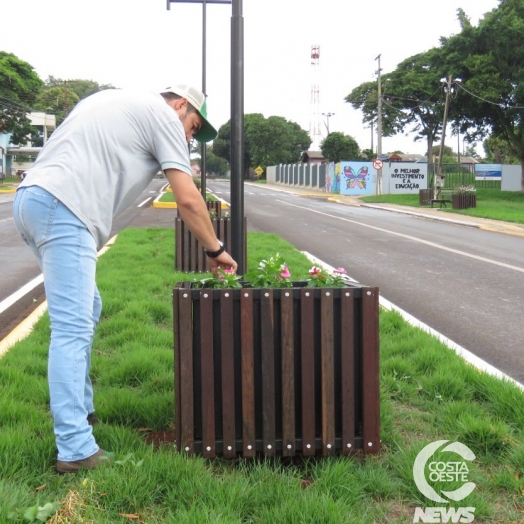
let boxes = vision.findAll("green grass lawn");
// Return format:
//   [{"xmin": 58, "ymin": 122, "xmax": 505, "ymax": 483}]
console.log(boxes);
[
  {"xmin": 2, "ymin": 229, "xmax": 524, "ymax": 522},
  {"xmin": 361, "ymin": 189, "xmax": 524, "ymax": 224}
]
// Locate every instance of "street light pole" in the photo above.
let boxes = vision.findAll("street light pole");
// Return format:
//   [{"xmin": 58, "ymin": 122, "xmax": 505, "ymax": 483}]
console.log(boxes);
[
  {"xmin": 200, "ymin": 0, "xmax": 207, "ymax": 198},
  {"xmin": 322, "ymin": 112, "xmax": 334, "ymax": 135},
  {"xmin": 231, "ymin": 0, "xmax": 245, "ymax": 274},
  {"xmin": 167, "ymin": 0, "xmax": 231, "ymax": 199},
  {"xmin": 375, "ymin": 54, "xmax": 383, "ymax": 195}
]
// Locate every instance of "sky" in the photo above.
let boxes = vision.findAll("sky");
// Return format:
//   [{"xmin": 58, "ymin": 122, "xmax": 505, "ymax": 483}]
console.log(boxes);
[{"xmin": 1, "ymin": 0, "xmax": 500, "ymax": 157}]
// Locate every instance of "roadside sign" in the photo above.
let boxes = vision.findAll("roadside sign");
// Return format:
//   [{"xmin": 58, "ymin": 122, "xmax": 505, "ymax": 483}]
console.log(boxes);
[
  {"xmin": 254, "ymin": 166, "xmax": 264, "ymax": 176},
  {"xmin": 372, "ymin": 158, "xmax": 383, "ymax": 170}
]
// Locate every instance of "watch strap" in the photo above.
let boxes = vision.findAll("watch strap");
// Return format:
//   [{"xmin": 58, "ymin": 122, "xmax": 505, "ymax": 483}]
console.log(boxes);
[{"xmin": 205, "ymin": 240, "xmax": 225, "ymax": 258}]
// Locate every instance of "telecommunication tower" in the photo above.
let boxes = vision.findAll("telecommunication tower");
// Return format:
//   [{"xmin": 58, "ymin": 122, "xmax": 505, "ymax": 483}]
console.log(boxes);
[{"xmin": 309, "ymin": 45, "xmax": 321, "ymax": 150}]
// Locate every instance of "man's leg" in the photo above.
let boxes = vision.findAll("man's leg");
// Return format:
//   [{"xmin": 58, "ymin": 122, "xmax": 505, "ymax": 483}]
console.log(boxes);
[
  {"xmin": 13, "ymin": 186, "xmax": 99, "ymax": 462},
  {"xmin": 85, "ymin": 286, "xmax": 102, "ymax": 420}
]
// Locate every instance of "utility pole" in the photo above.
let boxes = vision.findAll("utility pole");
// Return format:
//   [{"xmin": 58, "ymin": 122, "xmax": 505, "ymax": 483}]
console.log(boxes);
[
  {"xmin": 375, "ymin": 54, "xmax": 383, "ymax": 195},
  {"xmin": 435, "ymin": 75, "xmax": 461, "ymax": 199}
]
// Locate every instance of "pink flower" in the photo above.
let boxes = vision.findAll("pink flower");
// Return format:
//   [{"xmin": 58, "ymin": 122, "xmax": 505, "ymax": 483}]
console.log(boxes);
[
  {"xmin": 218, "ymin": 268, "xmax": 234, "ymax": 281},
  {"xmin": 309, "ymin": 266, "xmax": 321, "ymax": 276},
  {"xmin": 334, "ymin": 268, "xmax": 346, "ymax": 275},
  {"xmin": 280, "ymin": 265, "xmax": 291, "ymax": 278}
]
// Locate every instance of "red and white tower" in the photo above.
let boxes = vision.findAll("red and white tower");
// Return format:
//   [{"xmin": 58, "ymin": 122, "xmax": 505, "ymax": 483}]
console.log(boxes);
[{"xmin": 309, "ymin": 45, "xmax": 321, "ymax": 150}]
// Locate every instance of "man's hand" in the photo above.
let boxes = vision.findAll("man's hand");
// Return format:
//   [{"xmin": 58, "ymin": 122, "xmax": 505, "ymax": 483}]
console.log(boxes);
[{"xmin": 207, "ymin": 250, "xmax": 238, "ymax": 275}]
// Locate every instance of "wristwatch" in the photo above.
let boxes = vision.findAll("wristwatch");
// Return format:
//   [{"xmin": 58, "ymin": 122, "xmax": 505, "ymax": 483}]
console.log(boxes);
[{"xmin": 204, "ymin": 240, "xmax": 225, "ymax": 258}]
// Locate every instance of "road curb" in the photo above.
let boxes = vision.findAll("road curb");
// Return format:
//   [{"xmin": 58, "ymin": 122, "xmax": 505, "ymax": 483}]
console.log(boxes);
[{"xmin": 304, "ymin": 251, "xmax": 524, "ymax": 393}]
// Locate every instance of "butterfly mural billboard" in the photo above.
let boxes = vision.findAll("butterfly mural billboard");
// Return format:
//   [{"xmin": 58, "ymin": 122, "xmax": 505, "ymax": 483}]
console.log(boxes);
[{"xmin": 339, "ymin": 162, "xmax": 374, "ymax": 195}]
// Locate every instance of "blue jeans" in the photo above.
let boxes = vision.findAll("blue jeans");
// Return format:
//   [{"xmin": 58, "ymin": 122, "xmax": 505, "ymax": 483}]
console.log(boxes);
[{"xmin": 13, "ymin": 186, "xmax": 101, "ymax": 462}]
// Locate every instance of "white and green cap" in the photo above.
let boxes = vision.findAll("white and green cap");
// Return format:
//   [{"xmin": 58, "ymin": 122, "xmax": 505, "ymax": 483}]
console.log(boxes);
[{"xmin": 162, "ymin": 83, "xmax": 218, "ymax": 143}]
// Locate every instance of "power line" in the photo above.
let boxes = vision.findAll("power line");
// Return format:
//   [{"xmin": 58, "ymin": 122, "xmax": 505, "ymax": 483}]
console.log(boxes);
[{"xmin": 456, "ymin": 83, "xmax": 524, "ymax": 109}]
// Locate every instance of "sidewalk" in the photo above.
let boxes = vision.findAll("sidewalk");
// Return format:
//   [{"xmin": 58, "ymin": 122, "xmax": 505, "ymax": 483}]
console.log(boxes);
[{"xmin": 256, "ymin": 182, "xmax": 524, "ymax": 239}]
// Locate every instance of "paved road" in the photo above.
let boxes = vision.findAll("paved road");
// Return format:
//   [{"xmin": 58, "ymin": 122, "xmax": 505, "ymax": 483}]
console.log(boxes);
[
  {"xmin": 0, "ymin": 179, "xmax": 171, "ymax": 339},
  {"xmin": 208, "ymin": 180, "xmax": 524, "ymax": 384},
  {"xmin": 2, "ymin": 180, "xmax": 524, "ymax": 386}
]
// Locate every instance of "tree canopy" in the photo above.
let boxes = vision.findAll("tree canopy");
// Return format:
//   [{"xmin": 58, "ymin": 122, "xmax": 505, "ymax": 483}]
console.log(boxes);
[
  {"xmin": 213, "ymin": 113, "xmax": 311, "ymax": 176},
  {"xmin": 0, "ymin": 52, "xmax": 43, "ymax": 145},
  {"xmin": 34, "ymin": 77, "xmax": 115, "ymax": 125},
  {"xmin": 320, "ymin": 132, "xmax": 361, "ymax": 163},
  {"xmin": 346, "ymin": 49, "xmax": 448, "ymax": 162},
  {"xmin": 345, "ymin": 0, "xmax": 524, "ymax": 189},
  {"xmin": 440, "ymin": 1, "xmax": 524, "ymax": 187}
]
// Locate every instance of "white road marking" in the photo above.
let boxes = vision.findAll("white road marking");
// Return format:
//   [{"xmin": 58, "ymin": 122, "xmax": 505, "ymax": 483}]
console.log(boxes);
[
  {"xmin": 138, "ymin": 197, "xmax": 152, "ymax": 207},
  {"xmin": 0, "ymin": 274, "xmax": 44, "ymax": 315},
  {"xmin": 280, "ymin": 200, "xmax": 524, "ymax": 274},
  {"xmin": 0, "ymin": 217, "xmax": 13, "ymax": 223},
  {"xmin": 303, "ymin": 251, "xmax": 524, "ymax": 392}
]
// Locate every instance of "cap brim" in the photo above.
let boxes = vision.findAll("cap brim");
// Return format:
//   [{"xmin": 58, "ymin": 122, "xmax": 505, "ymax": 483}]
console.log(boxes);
[{"xmin": 194, "ymin": 118, "xmax": 218, "ymax": 143}]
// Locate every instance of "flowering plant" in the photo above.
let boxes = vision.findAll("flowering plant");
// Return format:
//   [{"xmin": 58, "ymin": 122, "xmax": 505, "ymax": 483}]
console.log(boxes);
[
  {"xmin": 192, "ymin": 254, "xmax": 348, "ymax": 290},
  {"xmin": 305, "ymin": 266, "xmax": 347, "ymax": 288},
  {"xmin": 192, "ymin": 267, "xmax": 242, "ymax": 289},
  {"xmin": 245, "ymin": 253, "xmax": 293, "ymax": 288}
]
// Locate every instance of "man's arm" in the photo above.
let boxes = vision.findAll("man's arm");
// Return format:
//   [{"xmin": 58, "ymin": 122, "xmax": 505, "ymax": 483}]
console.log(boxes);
[{"xmin": 165, "ymin": 168, "xmax": 238, "ymax": 274}]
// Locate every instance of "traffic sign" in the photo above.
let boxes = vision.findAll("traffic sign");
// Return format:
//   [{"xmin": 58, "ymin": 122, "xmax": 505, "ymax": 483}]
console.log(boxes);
[
  {"xmin": 372, "ymin": 159, "xmax": 383, "ymax": 170},
  {"xmin": 254, "ymin": 166, "xmax": 264, "ymax": 176}
]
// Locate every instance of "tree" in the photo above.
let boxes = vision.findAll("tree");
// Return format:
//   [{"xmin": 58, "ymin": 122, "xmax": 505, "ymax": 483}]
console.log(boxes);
[
  {"xmin": 440, "ymin": 1, "xmax": 524, "ymax": 189},
  {"xmin": 0, "ymin": 52, "xmax": 43, "ymax": 145},
  {"xmin": 192, "ymin": 146, "xmax": 229, "ymax": 176},
  {"xmin": 213, "ymin": 113, "xmax": 311, "ymax": 177},
  {"xmin": 483, "ymin": 135, "xmax": 519, "ymax": 164},
  {"xmin": 344, "ymin": 75, "xmax": 401, "ymax": 138},
  {"xmin": 34, "ymin": 77, "xmax": 115, "ymax": 126},
  {"xmin": 320, "ymin": 132, "xmax": 361, "ymax": 163},
  {"xmin": 361, "ymin": 148, "xmax": 374, "ymax": 161}
]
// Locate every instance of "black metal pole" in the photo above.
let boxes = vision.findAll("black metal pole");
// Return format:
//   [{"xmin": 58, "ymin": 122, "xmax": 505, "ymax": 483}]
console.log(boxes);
[
  {"xmin": 231, "ymin": 0, "xmax": 244, "ymax": 274},
  {"xmin": 200, "ymin": 0, "xmax": 207, "ymax": 199}
]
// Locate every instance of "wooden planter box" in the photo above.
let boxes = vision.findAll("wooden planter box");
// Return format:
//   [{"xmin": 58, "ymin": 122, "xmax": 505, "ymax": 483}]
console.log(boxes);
[
  {"xmin": 452, "ymin": 193, "xmax": 476, "ymax": 210},
  {"xmin": 175, "ymin": 216, "xmax": 247, "ymax": 273},
  {"xmin": 173, "ymin": 282, "xmax": 380, "ymax": 458}
]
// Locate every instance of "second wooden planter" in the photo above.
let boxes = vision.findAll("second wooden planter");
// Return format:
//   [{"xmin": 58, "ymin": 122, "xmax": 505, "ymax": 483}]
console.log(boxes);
[{"xmin": 175, "ymin": 216, "xmax": 247, "ymax": 273}]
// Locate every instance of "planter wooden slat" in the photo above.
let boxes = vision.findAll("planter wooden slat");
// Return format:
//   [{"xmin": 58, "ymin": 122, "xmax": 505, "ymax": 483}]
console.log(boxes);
[
  {"xmin": 341, "ymin": 289, "xmax": 355, "ymax": 454},
  {"xmin": 320, "ymin": 290, "xmax": 335, "ymax": 456},
  {"xmin": 261, "ymin": 290, "xmax": 276, "ymax": 456},
  {"xmin": 200, "ymin": 291, "xmax": 215, "ymax": 458},
  {"xmin": 281, "ymin": 290, "xmax": 295, "ymax": 456},
  {"xmin": 240, "ymin": 291, "xmax": 256, "ymax": 457},
  {"xmin": 300, "ymin": 289, "xmax": 316, "ymax": 456},
  {"xmin": 362, "ymin": 287, "xmax": 380, "ymax": 454},
  {"xmin": 220, "ymin": 290, "xmax": 236, "ymax": 458},
  {"xmin": 452, "ymin": 193, "xmax": 476, "ymax": 210},
  {"xmin": 173, "ymin": 283, "xmax": 380, "ymax": 458},
  {"xmin": 176, "ymin": 287, "xmax": 194, "ymax": 454}
]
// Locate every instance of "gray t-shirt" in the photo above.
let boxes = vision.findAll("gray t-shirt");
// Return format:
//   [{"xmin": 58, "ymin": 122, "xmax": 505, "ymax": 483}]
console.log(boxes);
[{"xmin": 19, "ymin": 89, "xmax": 191, "ymax": 249}]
